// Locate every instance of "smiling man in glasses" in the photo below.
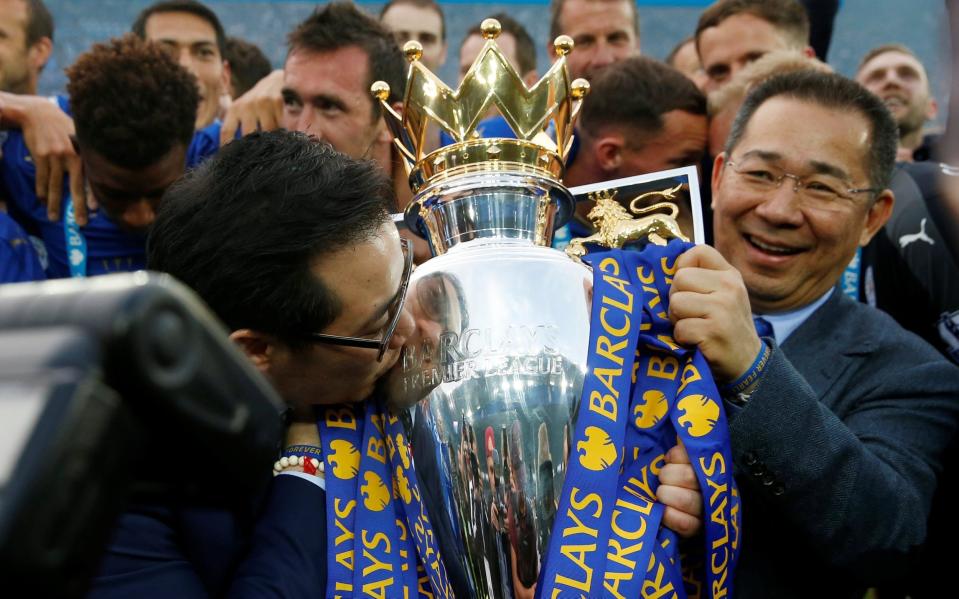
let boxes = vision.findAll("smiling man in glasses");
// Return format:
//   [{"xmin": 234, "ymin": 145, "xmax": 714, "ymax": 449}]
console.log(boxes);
[{"xmin": 668, "ymin": 70, "xmax": 959, "ymax": 596}]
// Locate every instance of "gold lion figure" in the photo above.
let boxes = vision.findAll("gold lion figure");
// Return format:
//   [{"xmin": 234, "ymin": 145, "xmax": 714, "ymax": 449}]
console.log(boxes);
[{"xmin": 565, "ymin": 185, "xmax": 688, "ymax": 260}]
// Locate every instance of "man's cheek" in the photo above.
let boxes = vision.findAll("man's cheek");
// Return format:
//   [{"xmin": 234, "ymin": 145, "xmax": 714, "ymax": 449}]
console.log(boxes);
[{"xmin": 280, "ymin": 108, "xmax": 297, "ymax": 130}]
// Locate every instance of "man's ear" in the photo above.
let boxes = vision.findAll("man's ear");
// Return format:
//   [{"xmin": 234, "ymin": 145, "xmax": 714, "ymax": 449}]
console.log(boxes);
[
  {"xmin": 710, "ymin": 152, "xmax": 728, "ymax": 210},
  {"xmin": 927, "ymin": 96, "xmax": 939, "ymax": 121},
  {"xmin": 594, "ymin": 134, "xmax": 625, "ymax": 173},
  {"xmin": 802, "ymin": 46, "xmax": 816, "ymax": 59},
  {"xmin": 229, "ymin": 329, "xmax": 278, "ymax": 373},
  {"xmin": 28, "ymin": 37, "xmax": 53, "ymax": 73},
  {"xmin": 859, "ymin": 189, "xmax": 895, "ymax": 246}
]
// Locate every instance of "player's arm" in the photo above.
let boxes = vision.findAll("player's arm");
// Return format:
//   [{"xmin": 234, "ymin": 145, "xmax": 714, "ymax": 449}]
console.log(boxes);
[{"xmin": 0, "ymin": 92, "xmax": 89, "ymax": 225}]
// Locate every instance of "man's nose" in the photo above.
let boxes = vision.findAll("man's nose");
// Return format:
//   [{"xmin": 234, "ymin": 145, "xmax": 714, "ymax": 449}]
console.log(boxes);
[
  {"xmin": 299, "ymin": 108, "xmax": 324, "ymax": 140},
  {"xmin": 728, "ymin": 62, "xmax": 747, "ymax": 84},
  {"xmin": 755, "ymin": 181, "xmax": 804, "ymax": 225},
  {"xmin": 881, "ymin": 74, "xmax": 903, "ymax": 89},
  {"xmin": 122, "ymin": 199, "xmax": 157, "ymax": 230},
  {"xmin": 590, "ymin": 42, "xmax": 617, "ymax": 70},
  {"xmin": 177, "ymin": 48, "xmax": 198, "ymax": 75}
]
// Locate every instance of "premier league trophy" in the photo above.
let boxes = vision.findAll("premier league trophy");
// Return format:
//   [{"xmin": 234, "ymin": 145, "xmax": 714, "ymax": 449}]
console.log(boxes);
[{"xmin": 374, "ymin": 19, "xmax": 690, "ymax": 598}]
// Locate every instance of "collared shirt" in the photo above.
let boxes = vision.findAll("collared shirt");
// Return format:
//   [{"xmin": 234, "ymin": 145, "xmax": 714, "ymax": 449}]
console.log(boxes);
[
  {"xmin": 756, "ymin": 288, "xmax": 835, "ymax": 343},
  {"xmin": 279, "ymin": 470, "xmax": 325, "ymax": 490}
]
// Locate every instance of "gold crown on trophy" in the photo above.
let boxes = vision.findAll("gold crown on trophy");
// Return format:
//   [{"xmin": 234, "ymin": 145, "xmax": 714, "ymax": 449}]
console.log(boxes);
[{"xmin": 371, "ymin": 18, "xmax": 590, "ymax": 192}]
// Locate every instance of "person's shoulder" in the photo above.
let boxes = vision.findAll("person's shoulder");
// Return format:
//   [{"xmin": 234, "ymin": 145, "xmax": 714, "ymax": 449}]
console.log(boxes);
[
  {"xmin": 0, "ymin": 210, "xmax": 25, "ymax": 236},
  {"xmin": 0, "ymin": 212, "xmax": 46, "ymax": 282},
  {"xmin": 898, "ymin": 159, "xmax": 959, "ymax": 202},
  {"xmin": 912, "ymin": 132, "xmax": 942, "ymax": 162},
  {"xmin": 900, "ymin": 160, "xmax": 946, "ymax": 194},
  {"xmin": 833, "ymin": 292, "xmax": 953, "ymax": 366},
  {"xmin": 0, "ymin": 210, "xmax": 35, "ymax": 252},
  {"xmin": 887, "ymin": 163, "xmax": 957, "ymax": 263},
  {"xmin": 0, "ymin": 122, "xmax": 27, "ymax": 160},
  {"xmin": 805, "ymin": 296, "xmax": 959, "ymax": 401}
]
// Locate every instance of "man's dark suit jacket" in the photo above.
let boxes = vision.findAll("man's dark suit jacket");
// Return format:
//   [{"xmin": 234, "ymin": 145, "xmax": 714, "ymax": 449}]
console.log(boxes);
[
  {"xmin": 727, "ymin": 291, "xmax": 959, "ymax": 598},
  {"xmin": 88, "ymin": 475, "xmax": 328, "ymax": 598}
]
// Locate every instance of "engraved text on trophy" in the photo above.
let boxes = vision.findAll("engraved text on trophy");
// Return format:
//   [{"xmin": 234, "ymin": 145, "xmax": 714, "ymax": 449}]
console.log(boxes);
[{"xmin": 402, "ymin": 323, "xmax": 564, "ymax": 391}]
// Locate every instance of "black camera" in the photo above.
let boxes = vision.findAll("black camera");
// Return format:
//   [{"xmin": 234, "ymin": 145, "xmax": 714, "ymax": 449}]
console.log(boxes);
[{"xmin": 0, "ymin": 273, "xmax": 286, "ymax": 596}]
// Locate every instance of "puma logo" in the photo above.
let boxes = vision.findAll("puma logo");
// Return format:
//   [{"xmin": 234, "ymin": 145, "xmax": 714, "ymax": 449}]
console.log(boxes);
[{"xmin": 899, "ymin": 218, "xmax": 934, "ymax": 249}]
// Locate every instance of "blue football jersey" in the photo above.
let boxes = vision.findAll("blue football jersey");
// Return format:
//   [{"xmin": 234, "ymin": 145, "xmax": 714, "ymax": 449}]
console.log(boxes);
[
  {"xmin": 0, "ymin": 210, "xmax": 45, "ymax": 283},
  {"xmin": 0, "ymin": 96, "xmax": 222, "ymax": 278}
]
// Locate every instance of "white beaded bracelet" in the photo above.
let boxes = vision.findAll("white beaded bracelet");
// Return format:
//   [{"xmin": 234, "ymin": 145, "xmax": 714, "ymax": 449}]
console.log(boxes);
[{"xmin": 273, "ymin": 455, "xmax": 325, "ymax": 478}]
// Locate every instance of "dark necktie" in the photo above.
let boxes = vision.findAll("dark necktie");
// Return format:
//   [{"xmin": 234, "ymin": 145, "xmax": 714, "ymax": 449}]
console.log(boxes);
[{"xmin": 754, "ymin": 316, "xmax": 775, "ymax": 341}]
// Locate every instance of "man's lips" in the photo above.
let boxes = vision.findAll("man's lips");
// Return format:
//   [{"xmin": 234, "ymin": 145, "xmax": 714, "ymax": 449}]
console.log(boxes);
[
  {"xmin": 878, "ymin": 92, "xmax": 907, "ymax": 109},
  {"xmin": 744, "ymin": 234, "xmax": 805, "ymax": 256},
  {"xmin": 884, "ymin": 97, "xmax": 905, "ymax": 108}
]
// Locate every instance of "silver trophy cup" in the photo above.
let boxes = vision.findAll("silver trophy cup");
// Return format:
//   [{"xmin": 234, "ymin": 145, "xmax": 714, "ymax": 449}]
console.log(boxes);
[{"xmin": 386, "ymin": 171, "xmax": 591, "ymax": 598}]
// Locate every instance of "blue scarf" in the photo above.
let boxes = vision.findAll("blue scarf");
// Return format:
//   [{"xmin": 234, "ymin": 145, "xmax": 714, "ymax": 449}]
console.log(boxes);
[
  {"xmin": 318, "ymin": 402, "xmax": 453, "ymax": 598},
  {"xmin": 537, "ymin": 241, "xmax": 741, "ymax": 598}
]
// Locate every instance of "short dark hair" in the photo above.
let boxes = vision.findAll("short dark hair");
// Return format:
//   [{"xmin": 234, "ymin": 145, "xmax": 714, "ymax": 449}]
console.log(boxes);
[
  {"xmin": 379, "ymin": 0, "xmax": 446, "ymax": 42},
  {"xmin": 724, "ymin": 70, "xmax": 898, "ymax": 191},
  {"xmin": 580, "ymin": 56, "xmax": 706, "ymax": 142},
  {"xmin": 857, "ymin": 43, "xmax": 921, "ymax": 74},
  {"xmin": 288, "ymin": 2, "xmax": 406, "ymax": 109},
  {"xmin": 695, "ymin": 0, "xmax": 809, "ymax": 50},
  {"xmin": 24, "ymin": 0, "xmax": 54, "ymax": 45},
  {"xmin": 66, "ymin": 34, "xmax": 198, "ymax": 169},
  {"xmin": 148, "ymin": 131, "xmax": 395, "ymax": 345},
  {"xmin": 131, "ymin": 0, "xmax": 226, "ymax": 57},
  {"xmin": 549, "ymin": 0, "xmax": 639, "ymax": 46},
  {"xmin": 225, "ymin": 36, "xmax": 273, "ymax": 97},
  {"xmin": 464, "ymin": 13, "xmax": 536, "ymax": 75}
]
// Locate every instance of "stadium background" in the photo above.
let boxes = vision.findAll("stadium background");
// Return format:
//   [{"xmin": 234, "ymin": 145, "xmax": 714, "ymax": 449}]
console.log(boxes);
[{"xmin": 39, "ymin": 0, "xmax": 951, "ymax": 128}]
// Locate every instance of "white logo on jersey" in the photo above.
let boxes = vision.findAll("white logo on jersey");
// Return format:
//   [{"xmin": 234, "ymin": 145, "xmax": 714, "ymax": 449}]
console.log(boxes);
[
  {"xmin": 69, "ymin": 248, "xmax": 84, "ymax": 266},
  {"xmin": 899, "ymin": 218, "xmax": 935, "ymax": 248}
]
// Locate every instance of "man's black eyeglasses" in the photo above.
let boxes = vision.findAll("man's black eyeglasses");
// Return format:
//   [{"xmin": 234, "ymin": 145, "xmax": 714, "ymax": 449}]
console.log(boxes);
[{"xmin": 306, "ymin": 237, "xmax": 413, "ymax": 361}]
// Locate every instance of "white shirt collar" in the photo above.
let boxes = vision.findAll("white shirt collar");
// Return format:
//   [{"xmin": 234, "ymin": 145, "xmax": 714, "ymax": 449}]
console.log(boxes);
[{"xmin": 755, "ymin": 288, "xmax": 835, "ymax": 343}]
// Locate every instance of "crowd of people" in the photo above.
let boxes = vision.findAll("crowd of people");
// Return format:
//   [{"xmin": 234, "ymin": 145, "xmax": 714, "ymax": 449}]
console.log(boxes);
[{"xmin": 1, "ymin": 0, "xmax": 959, "ymax": 597}]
